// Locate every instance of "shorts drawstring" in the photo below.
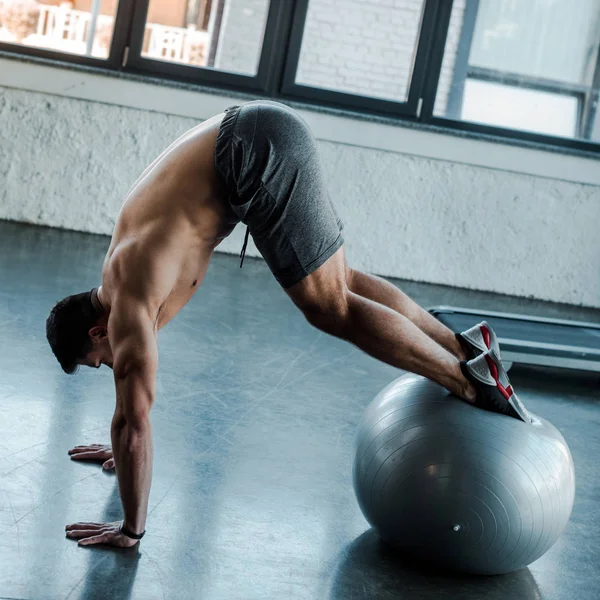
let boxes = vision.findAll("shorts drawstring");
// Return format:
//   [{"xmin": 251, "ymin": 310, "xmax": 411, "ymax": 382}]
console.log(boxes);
[{"xmin": 240, "ymin": 226, "xmax": 250, "ymax": 268}]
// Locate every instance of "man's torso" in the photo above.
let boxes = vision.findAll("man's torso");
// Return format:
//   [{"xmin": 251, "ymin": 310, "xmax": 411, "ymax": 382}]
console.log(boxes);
[{"xmin": 100, "ymin": 112, "xmax": 235, "ymax": 329}]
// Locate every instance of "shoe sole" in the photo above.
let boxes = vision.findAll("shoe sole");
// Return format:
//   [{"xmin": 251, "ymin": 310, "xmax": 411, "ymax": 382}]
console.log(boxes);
[
  {"xmin": 462, "ymin": 322, "xmax": 501, "ymax": 358},
  {"xmin": 483, "ymin": 352, "xmax": 530, "ymax": 423},
  {"xmin": 484, "ymin": 352, "xmax": 513, "ymax": 400}
]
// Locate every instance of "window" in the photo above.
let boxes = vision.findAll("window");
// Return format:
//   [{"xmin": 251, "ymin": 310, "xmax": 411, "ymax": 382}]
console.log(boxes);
[
  {"xmin": 459, "ymin": 80, "xmax": 579, "ymax": 139},
  {"xmin": 280, "ymin": 0, "xmax": 441, "ymax": 117},
  {"xmin": 0, "ymin": 0, "xmax": 121, "ymax": 59},
  {"xmin": 1, "ymin": 0, "xmax": 599, "ymax": 153},
  {"xmin": 294, "ymin": 0, "xmax": 426, "ymax": 102},
  {"xmin": 140, "ymin": 0, "xmax": 271, "ymax": 76},
  {"xmin": 434, "ymin": 0, "xmax": 600, "ymax": 143}
]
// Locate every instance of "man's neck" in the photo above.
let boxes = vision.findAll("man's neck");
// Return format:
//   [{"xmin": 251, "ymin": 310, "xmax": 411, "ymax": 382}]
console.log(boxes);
[{"xmin": 91, "ymin": 286, "xmax": 106, "ymax": 315}]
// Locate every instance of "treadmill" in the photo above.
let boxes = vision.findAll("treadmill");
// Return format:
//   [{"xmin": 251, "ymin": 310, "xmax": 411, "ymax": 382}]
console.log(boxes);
[{"xmin": 429, "ymin": 306, "xmax": 600, "ymax": 372}]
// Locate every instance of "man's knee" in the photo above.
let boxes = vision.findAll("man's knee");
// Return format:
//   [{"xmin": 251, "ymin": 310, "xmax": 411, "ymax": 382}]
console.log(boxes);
[{"xmin": 300, "ymin": 290, "xmax": 351, "ymax": 337}]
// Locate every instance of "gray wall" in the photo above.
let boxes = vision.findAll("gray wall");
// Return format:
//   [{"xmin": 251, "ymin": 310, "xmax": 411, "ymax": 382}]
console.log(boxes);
[{"xmin": 0, "ymin": 85, "xmax": 598, "ymax": 308}]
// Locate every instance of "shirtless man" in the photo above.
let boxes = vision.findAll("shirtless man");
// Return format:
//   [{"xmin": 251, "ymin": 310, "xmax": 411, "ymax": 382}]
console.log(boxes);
[{"xmin": 46, "ymin": 100, "xmax": 529, "ymax": 549}]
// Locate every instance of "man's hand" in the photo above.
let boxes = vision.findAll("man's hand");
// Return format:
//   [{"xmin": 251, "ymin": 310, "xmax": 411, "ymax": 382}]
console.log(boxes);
[
  {"xmin": 68, "ymin": 444, "xmax": 115, "ymax": 471},
  {"xmin": 65, "ymin": 521, "xmax": 139, "ymax": 548}
]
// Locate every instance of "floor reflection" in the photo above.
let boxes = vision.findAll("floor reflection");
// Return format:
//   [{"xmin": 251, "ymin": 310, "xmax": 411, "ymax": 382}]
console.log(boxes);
[{"xmin": 329, "ymin": 529, "xmax": 542, "ymax": 600}]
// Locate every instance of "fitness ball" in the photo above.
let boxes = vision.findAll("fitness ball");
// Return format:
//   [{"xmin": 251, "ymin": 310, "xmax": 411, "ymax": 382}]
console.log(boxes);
[{"xmin": 353, "ymin": 373, "xmax": 575, "ymax": 575}]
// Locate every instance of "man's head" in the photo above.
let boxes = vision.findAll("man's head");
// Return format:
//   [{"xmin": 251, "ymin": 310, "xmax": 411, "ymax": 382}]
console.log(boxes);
[{"xmin": 46, "ymin": 289, "xmax": 113, "ymax": 373}]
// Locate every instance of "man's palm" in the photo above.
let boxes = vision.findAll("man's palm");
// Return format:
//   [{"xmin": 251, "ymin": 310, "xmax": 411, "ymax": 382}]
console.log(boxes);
[{"xmin": 68, "ymin": 443, "xmax": 114, "ymax": 470}]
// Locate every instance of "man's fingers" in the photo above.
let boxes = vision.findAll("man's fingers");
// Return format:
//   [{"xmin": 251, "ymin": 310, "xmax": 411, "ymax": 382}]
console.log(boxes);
[
  {"xmin": 67, "ymin": 527, "xmax": 112, "ymax": 539},
  {"xmin": 102, "ymin": 458, "xmax": 115, "ymax": 470},
  {"xmin": 78, "ymin": 533, "xmax": 109, "ymax": 546},
  {"xmin": 70, "ymin": 450, "xmax": 106, "ymax": 461},
  {"xmin": 69, "ymin": 446, "xmax": 104, "ymax": 453},
  {"xmin": 66, "ymin": 522, "xmax": 106, "ymax": 531},
  {"xmin": 70, "ymin": 453, "xmax": 100, "ymax": 461},
  {"xmin": 68, "ymin": 444, "xmax": 103, "ymax": 455}
]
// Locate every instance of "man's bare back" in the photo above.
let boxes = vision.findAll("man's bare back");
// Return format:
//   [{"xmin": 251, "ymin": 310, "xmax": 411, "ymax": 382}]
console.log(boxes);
[{"xmin": 98, "ymin": 112, "xmax": 235, "ymax": 331}]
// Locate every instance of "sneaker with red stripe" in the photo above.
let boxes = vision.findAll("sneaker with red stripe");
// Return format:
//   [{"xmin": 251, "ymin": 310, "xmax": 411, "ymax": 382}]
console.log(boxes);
[
  {"xmin": 456, "ymin": 320, "xmax": 500, "ymax": 360},
  {"xmin": 460, "ymin": 349, "xmax": 531, "ymax": 423}
]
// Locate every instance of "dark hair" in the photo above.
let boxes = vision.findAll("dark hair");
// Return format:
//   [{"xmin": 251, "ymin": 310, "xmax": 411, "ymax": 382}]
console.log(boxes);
[{"xmin": 46, "ymin": 290, "xmax": 100, "ymax": 374}]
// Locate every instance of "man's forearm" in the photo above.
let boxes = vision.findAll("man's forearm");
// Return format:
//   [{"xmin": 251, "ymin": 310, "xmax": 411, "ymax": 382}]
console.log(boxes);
[{"xmin": 111, "ymin": 418, "xmax": 153, "ymax": 534}]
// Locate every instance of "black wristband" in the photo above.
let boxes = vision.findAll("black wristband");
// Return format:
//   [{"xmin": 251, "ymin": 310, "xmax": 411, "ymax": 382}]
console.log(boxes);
[{"xmin": 120, "ymin": 523, "xmax": 145, "ymax": 540}]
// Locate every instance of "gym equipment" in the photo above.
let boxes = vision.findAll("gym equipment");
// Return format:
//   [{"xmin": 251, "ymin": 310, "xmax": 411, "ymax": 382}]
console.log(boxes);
[
  {"xmin": 353, "ymin": 373, "xmax": 575, "ymax": 575},
  {"xmin": 429, "ymin": 306, "xmax": 600, "ymax": 372}
]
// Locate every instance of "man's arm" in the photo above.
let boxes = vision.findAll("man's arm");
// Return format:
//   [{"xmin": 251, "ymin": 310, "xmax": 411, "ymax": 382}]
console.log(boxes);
[{"xmin": 109, "ymin": 293, "xmax": 158, "ymax": 536}]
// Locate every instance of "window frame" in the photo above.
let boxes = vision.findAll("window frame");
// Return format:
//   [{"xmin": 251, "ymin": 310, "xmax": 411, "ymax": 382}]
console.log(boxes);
[
  {"xmin": 276, "ymin": 0, "xmax": 442, "ymax": 118},
  {"xmin": 0, "ymin": 0, "xmax": 598, "ymax": 155},
  {"xmin": 420, "ymin": 0, "xmax": 600, "ymax": 154},
  {"xmin": 123, "ymin": 0, "xmax": 293, "ymax": 93},
  {"xmin": 422, "ymin": 0, "xmax": 600, "ymax": 153}
]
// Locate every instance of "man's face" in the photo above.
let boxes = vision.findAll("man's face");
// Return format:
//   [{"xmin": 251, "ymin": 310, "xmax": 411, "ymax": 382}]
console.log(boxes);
[{"xmin": 79, "ymin": 326, "xmax": 113, "ymax": 370}]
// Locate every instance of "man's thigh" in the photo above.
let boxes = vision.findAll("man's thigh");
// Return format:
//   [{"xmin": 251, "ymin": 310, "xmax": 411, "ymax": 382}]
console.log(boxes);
[
  {"xmin": 229, "ymin": 103, "xmax": 344, "ymax": 289},
  {"xmin": 284, "ymin": 245, "xmax": 349, "ymax": 312}
]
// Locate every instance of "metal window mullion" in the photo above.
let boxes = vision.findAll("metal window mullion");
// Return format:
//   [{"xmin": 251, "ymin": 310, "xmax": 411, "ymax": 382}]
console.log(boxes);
[
  {"xmin": 582, "ymin": 43, "xmax": 600, "ymax": 140},
  {"xmin": 446, "ymin": 0, "xmax": 479, "ymax": 119},
  {"xmin": 415, "ymin": 0, "xmax": 454, "ymax": 121},
  {"xmin": 468, "ymin": 66, "xmax": 589, "ymax": 97},
  {"xmin": 255, "ymin": 0, "xmax": 297, "ymax": 95},
  {"xmin": 107, "ymin": 0, "xmax": 138, "ymax": 69},
  {"xmin": 279, "ymin": 0, "xmax": 309, "ymax": 96},
  {"xmin": 123, "ymin": 0, "xmax": 150, "ymax": 66}
]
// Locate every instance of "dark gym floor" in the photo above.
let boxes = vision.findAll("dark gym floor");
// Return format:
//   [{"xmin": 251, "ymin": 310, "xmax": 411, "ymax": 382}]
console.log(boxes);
[{"xmin": 1, "ymin": 220, "xmax": 599, "ymax": 600}]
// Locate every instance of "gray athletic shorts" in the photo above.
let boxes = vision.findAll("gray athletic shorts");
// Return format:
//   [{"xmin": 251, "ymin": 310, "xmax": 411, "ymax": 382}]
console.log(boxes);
[{"xmin": 214, "ymin": 100, "xmax": 344, "ymax": 288}]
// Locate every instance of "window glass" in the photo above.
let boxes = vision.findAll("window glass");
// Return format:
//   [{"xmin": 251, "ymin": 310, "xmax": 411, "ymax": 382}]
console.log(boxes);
[
  {"xmin": 434, "ymin": 0, "xmax": 600, "ymax": 141},
  {"xmin": 462, "ymin": 79, "xmax": 579, "ymax": 138},
  {"xmin": 0, "ymin": 0, "xmax": 120, "ymax": 59},
  {"xmin": 141, "ymin": 0, "xmax": 270, "ymax": 76},
  {"xmin": 295, "ymin": 0, "xmax": 426, "ymax": 102}
]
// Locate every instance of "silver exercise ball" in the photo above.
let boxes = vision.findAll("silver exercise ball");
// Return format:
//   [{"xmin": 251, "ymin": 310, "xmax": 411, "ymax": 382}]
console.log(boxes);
[{"xmin": 353, "ymin": 373, "xmax": 575, "ymax": 575}]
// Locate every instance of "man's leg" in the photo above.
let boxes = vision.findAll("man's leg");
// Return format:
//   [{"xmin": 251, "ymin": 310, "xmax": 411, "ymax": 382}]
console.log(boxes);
[
  {"xmin": 286, "ymin": 246, "xmax": 476, "ymax": 402},
  {"xmin": 346, "ymin": 267, "xmax": 466, "ymax": 360}
]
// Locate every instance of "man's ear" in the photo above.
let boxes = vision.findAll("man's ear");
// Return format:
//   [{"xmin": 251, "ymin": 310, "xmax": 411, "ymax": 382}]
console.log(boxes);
[{"xmin": 89, "ymin": 326, "xmax": 107, "ymax": 340}]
